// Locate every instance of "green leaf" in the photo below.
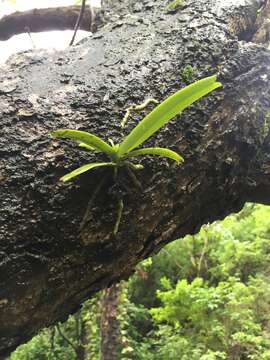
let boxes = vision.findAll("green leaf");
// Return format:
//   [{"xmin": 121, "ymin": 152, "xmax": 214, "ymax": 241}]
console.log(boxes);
[
  {"xmin": 51, "ymin": 129, "xmax": 115, "ymax": 157},
  {"xmin": 78, "ymin": 142, "xmax": 97, "ymax": 151},
  {"xmin": 126, "ymin": 147, "xmax": 184, "ymax": 163},
  {"xmin": 60, "ymin": 162, "xmax": 115, "ymax": 182},
  {"xmin": 117, "ymin": 75, "xmax": 221, "ymax": 157},
  {"xmin": 124, "ymin": 161, "xmax": 144, "ymax": 170}
]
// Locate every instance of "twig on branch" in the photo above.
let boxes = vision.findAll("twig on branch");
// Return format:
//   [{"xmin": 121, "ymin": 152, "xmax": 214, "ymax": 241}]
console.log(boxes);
[{"xmin": 69, "ymin": 0, "xmax": 87, "ymax": 46}]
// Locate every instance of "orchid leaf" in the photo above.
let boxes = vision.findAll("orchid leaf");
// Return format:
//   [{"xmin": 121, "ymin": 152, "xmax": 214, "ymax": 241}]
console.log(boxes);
[
  {"xmin": 51, "ymin": 129, "xmax": 115, "ymax": 157},
  {"xmin": 60, "ymin": 162, "xmax": 115, "ymax": 182},
  {"xmin": 117, "ymin": 75, "xmax": 221, "ymax": 157},
  {"xmin": 78, "ymin": 142, "xmax": 97, "ymax": 151},
  {"xmin": 126, "ymin": 147, "xmax": 184, "ymax": 163}
]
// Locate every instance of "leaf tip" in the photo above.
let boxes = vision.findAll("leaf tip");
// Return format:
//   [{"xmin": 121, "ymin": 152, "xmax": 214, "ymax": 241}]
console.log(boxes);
[
  {"xmin": 59, "ymin": 175, "xmax": 69, "ymax": 182},
  {"xmin": 50, "ymin": 129, "xmax": 63, "ymax": 138}
]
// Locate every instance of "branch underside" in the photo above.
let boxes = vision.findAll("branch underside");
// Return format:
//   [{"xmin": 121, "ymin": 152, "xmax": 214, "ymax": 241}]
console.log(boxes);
[{"xmin": 0, "ymin": 0, "xmax": 270, "ymax": 357}]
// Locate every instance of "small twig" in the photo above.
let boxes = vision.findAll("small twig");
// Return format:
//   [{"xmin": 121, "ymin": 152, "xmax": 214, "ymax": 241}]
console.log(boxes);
[
  {"xmin": 49, "ymin": 327, "xmax": 61, "ymax": 360},
  {"xmin": 56, "ymin": 324, "xmax": 77, "ymax": 352},
  {"xmin": 197, "ymin": 227, "xmax": 209, "ymax": 276},
  {"xmin": 75, "ymin": 311, "xmax": 81, "ymax": 346},
  {"xmin": 69, "ymin": 0, "xmax": 87, "ymax": 46},
  {"xmin": 121, "ymin": 98, "xmax": 159, "ymax": 128},
  {"xmin": 49, "ymin": 327, "xmax": 55, "ymax": 352},
  {"xmin": 161, "ymin": 248, "xmax": 183, "ymax": 277},
  {"xmin": 113, "ymin": 198, "xmax": 124, "ymax": 235},
  {"xmin": 24, "ymin": 26, "xmax": 35, "ymax": 48}
]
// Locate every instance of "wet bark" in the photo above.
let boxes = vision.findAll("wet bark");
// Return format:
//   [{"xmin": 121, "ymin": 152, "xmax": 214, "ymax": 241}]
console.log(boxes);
[
  {"xmin": 100, "ymin": 284, "xmax": 122, "ymax": 360},
  {"xmin": 1, "ymin": 0, "xmax": 270, "ymax": 357}
]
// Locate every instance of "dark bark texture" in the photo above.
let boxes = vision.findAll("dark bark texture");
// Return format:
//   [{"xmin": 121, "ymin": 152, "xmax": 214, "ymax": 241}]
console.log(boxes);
[{"xmin": 1, "ymin": 0, "xmax": 270, "ymax": 357}]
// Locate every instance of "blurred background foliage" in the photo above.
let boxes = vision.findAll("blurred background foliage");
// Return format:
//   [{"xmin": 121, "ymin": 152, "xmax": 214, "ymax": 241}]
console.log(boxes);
[{"xmin": 9, "ymin": 204, "xmax": 270, "ymax": 359}]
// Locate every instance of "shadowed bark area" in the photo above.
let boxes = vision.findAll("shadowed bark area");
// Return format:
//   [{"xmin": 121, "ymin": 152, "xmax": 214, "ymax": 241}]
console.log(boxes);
[
  {"xmin": 0, "ymin": 5, "xmax": 102, "ymax": 41},
  {"xmin": 1, "ymin": 0, "xmax": 270, "ymax": 357}
]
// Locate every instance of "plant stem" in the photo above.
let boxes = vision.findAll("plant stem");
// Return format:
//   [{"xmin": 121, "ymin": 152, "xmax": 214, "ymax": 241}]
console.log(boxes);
[{"xmin": 113, "ymin": 198, "xmax": 124, "ymax": 235}]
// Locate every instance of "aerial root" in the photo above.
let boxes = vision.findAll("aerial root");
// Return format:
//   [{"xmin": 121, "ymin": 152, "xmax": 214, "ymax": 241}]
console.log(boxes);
[{"xmin": 113, "ymin": 198, "xmax": 124, "ymax": 235}]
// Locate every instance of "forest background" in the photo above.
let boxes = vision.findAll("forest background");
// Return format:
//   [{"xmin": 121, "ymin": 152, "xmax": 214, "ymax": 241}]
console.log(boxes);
[{"xmin": 9, "ymin": 204, "xmax": 270, "ymax": 360}]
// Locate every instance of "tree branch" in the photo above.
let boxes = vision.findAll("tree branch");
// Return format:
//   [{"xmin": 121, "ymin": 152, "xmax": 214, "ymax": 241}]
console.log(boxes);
[
  {"xmin": 69, "ymin": 0, "xmax": 87, "ymax": 46},
  {"xmin": 0, "ymin": 0, "xmax": 270, "ymax": 357},
  {"xmin": 0, "ymin": 5, "xmax": 102, "ymax": 41}
]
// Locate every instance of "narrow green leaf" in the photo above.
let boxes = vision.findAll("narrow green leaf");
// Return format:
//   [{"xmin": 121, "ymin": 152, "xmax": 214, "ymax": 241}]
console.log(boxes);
[
  {"xmin": 118, "ymin": 75, "xmax": 221, "ymax": 157},
  {"xmin": 60, "ymin": 162, "xmax": 115, "ymax": 182},
  {"xmin": 78, "ymin": 142, "xmax": 97, "ymax": 151},
  {"xmin": 51, "ymin": 129, "xmax": 115, "ymax": 157},
  {"xmin": 126, "ymin": 147, "xmax": 184, "ymax": 163}
]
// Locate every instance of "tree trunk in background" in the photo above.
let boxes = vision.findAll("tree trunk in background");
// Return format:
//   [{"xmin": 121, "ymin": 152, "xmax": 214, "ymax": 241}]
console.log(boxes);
[
  {"xmin": 100, "ymin": 284, "xmax": 122, "ymax": 360},
  {"xmin": 76, "ymin": 345, "xmax": 86, "ymax": 360},
  {"xmin": 1, "ymin": 0, "xmax": 270, "ymax": 357}
]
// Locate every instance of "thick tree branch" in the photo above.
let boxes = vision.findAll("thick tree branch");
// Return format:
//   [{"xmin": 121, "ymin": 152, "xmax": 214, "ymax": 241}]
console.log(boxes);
[
  {"xmin": 0, "ymin": 6, "xmax": 103, "ymax": 41},
  {"xmin": 0, "ymin": 0, "xmax": 270, "ymax": 357}
]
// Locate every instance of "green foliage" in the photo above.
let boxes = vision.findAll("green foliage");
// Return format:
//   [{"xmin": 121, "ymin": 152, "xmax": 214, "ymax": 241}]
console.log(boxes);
[
  {"xmin": 181, "ymin": 64, "xmax": 196, "ymax": 83},
  {"xmin": 118, "ymin": 284, "xmax": 154, "ymax": 360},
  {"xmin": 151, "ymin": 277, "xmax": 270, "ymax": 359},
  {"xmin": 10, "ymin": 204, "xmax": 270, "ymax": 360},
  {"xmin": 9, "ymin": 297, "xmax": 101, "ymax": 360},
  {"xmin": 125, "ymin": 204, "xmax": 270, "ymax": 360},
  {"xmin": 9, "ymin": 334, "xmax": 52, "ymax": 360},
  {"xmin": 51, "ymin": 75, "xmax": 221, "ymax": 181},
  {"xmin": 168, "ymin": 0, "xmax": 185, "ymax": 10}
]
